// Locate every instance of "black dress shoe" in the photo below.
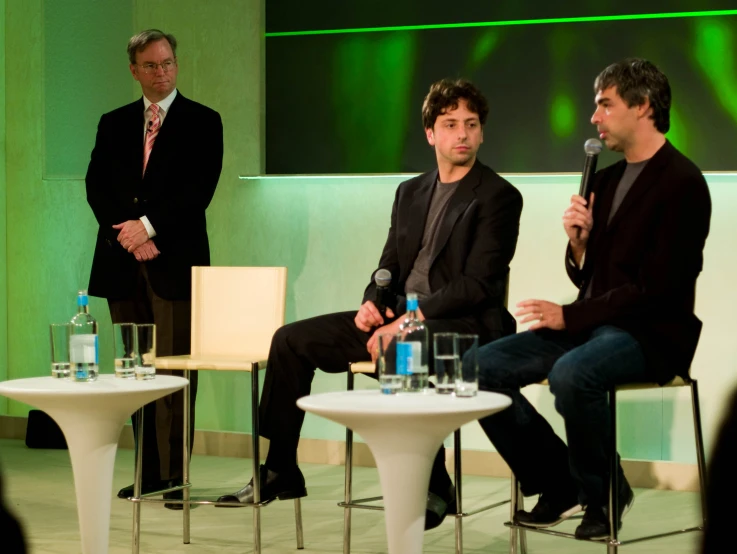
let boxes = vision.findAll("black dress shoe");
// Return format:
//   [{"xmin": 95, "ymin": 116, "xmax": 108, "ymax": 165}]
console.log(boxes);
[
  {"xmin": 425, "ymin": 486, "xmax": 456, "ymax": 530},
  {"xmin": 164, "ymin": 488, "xmax": 184, "ymax": 511},
  {"xmin": 514, "ymin": 491, "xmax": 583, "ymax": 528},
  {"xmin": 575, "ymin": 479, "xmax": 634, "ymax": 540},
  {"xmin": 216, "ymin": 465, "xmax": 307, "ymax": 506},
  {"xmin": 117, "ymin": 479, "xmax": 174, "ymax": 499}
]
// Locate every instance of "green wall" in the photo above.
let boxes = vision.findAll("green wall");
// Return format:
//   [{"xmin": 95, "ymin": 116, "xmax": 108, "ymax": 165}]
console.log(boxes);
[
  {"xmin": 2, "ymin": 0, "xmax": 737, "ymax": 466},
  {"xmin": 3, "ymin": 0, "xmax": 263, "ymax": 424},
  {"xmin": 0, "ymin": 0, "xmax": 7, "ymax": 414}
]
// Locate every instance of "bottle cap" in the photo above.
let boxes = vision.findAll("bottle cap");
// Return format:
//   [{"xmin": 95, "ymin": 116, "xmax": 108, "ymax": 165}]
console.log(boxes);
[{"xmin": 77, "ymin": 290, "xmax": 89, "ymax": 307}]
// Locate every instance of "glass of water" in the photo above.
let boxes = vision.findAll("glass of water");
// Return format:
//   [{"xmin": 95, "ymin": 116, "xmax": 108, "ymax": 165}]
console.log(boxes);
[
  {"xmin": 135, "ymin": 324, "xmax": 156, "ymax": 380},
  {"xmin": 49, "ymin": 323, "xmax": 72, "ymax": 379},
  {"xmin": 455, "ymin": 334, "xmax": 479, "ymax": 397},
  {"xmin": 433, "ymin": 333, "xmax": 458, "ymax": 394},
  {"xmin": 113, "ymin": 323, "xmax": 137, "ymax": 379},
  {"xmin": 377, "ymin": 332, "xmax": 401, "ymax": 394}
]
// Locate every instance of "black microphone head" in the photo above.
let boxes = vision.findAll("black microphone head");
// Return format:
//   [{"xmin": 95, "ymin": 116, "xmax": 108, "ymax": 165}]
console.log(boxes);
[
  {"xmin": 584, "ymin": 138, "xmax": 603, "ymax": 156},
  {"xmin": 374, "ymin": 269, "xmax": 391, "ymax": 288}
]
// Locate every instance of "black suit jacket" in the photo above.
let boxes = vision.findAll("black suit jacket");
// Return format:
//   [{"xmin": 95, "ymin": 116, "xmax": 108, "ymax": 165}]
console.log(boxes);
[
  {"xmin": 86, "ymin": 92, "xmax": 223, "ymax": 300},
  {"xmin": 363, "ymin": 160, "xmax": 523, "ymax": 340},
  {"xmin": 562, "ymin": 141, "xmax": 711, "ymax": 384}
]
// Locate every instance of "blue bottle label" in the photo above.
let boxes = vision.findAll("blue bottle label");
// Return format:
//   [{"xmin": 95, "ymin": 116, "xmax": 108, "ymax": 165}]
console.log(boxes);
[{"xmin": 396, "ymin": 342, "xmax": 413, "ymax": 376}]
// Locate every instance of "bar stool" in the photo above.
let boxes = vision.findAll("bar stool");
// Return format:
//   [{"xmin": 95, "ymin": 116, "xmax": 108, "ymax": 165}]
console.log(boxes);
[
  {"xmin": 505, "ymin": 376, "xmax": 708, "ymax": 554},
  {"xmin": 127, "ymin": 266, "xmax": 303, "ymax": 554}
]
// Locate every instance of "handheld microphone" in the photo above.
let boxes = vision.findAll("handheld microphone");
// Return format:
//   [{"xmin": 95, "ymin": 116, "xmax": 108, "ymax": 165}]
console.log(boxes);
[
  {"xmin": 576, "ymin": 138, "xmax": 603, "ymax": 238},
  {"xmin": 373, "ymin": 269, "xmax": 392, "ymax": 317}
]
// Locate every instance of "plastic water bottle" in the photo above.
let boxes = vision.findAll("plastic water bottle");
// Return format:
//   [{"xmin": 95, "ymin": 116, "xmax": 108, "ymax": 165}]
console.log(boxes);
[
  {"xmin": 70, "ymin": 290, "xmax": 99, "ymax": 382},
  {"xmin": 396, "ymin": 293, "xmax": 428, "ymax": 392}
]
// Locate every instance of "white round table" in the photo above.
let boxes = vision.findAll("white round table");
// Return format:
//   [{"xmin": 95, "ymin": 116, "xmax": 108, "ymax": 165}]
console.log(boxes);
[
  {"xmin": 297, "ymin": 389, "xmax": 511, "ymax": 554},
  {"xmin": 0, "ymin": 374, "xmax": 187, "ymax": 554}
]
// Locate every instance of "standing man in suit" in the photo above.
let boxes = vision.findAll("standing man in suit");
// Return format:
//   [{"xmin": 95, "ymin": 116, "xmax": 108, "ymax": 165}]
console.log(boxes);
[
  {"xmin": 474, "ymin": 58, "xmax": 711, "ymax": 539},
  {"xmin": 85, "ymin": 29, "xmax": 223, "ymax": 508},
  {"xmin": 219, "ymin": 79, "xmax": 523, "ymax": 529}
]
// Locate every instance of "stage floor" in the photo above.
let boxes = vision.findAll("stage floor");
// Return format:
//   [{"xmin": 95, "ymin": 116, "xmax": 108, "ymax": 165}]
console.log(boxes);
[{"xmin": 0, "ymin": 438, "xmax": 701, "ymax": 553}]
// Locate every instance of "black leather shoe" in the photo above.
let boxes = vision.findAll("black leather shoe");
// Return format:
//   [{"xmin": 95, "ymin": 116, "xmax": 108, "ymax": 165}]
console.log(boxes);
[
  {"xmin": 216, "ymin": 465, "xmax": 307, "ymax": 506},
  {"xmin": 514, "ymin": 491, "xmax": 583, "ymax": 528},
  {"xmin": 424, "ymin": 486, "xmax": 456, "ymax": 531},
  {"xmin": 117, "ymin": 479, "xmax": 176, "ymax": 499},
  {"xmin": 164, "ymin": 488, "xmax": 184, "ymax": 511},
  {"xmin": 575, "ymin": 479, "xmax": 634, "ymax": 540}
]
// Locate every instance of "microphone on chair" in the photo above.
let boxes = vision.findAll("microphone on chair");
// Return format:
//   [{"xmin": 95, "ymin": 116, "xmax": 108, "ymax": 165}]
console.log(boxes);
[
  {"xmin": 576, "ymin": 138, "xmax": 603, "ymax": 238},
  {"xmin": 373, "ymin": 269, "xmax": 392, "ymax": 317}
]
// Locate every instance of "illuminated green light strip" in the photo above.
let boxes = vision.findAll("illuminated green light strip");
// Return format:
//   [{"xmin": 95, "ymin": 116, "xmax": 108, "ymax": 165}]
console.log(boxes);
[{"xmin": 266, "ymin": 10, "xmax": 737, "ymax": 37}]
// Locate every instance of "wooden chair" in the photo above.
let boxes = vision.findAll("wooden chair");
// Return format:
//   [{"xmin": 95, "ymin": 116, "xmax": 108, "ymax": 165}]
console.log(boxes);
[{"xmin": 129, "ymin": 266, "xmax": 302, "ymax": 554}]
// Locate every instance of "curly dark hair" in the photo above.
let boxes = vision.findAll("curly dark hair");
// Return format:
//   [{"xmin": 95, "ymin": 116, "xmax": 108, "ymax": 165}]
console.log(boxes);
[
  {"xmin": 422, "ymin": 79, "xmax": 489, "ymax": 130},
  {"xmin": 594, "ymin": 58, "xmax": 671, "ymax": 133}
]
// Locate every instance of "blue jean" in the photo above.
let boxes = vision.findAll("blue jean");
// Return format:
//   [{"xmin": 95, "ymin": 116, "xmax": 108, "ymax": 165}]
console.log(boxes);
[{"xmin": 476, "ymin": 326, "xmax": 650, "ymax": 507}]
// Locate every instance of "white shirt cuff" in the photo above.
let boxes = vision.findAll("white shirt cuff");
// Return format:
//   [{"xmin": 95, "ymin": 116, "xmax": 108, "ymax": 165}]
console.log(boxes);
[
  {"xmin": 140, "ymin": 216, "xmax": 156, "ymax": 238},
  {"xmin": 568, "ymin": 249, "xmax": 585, "ymax": 270}
]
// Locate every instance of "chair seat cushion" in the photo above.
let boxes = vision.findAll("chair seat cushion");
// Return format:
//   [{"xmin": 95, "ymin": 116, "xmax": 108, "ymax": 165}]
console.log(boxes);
[
  {"xmin": 350, "ymin": 361, "xmax": 376, "ymax": 374},
  {"xmin": 156, "ymin": 354, "xmax": 266, "ymax": 372},
  {"xmin": 535, "ymin": 375, "xmax": 689, "ymax": 390}
]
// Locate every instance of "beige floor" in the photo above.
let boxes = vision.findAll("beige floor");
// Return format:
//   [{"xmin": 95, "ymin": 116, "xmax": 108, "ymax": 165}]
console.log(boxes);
[{"xmin": 0, "ymin": 438, "xmax": 703, "ymax": 553}]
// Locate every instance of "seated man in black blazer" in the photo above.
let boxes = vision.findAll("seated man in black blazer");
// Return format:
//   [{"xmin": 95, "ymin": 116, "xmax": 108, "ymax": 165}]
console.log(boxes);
[
  {"xmin": 475, "ymin": 58, "xmax": 711, "ymax": 540},
  {"xmin": 219, "ymin": 79, "xmax": 523, "ymax": 529}
]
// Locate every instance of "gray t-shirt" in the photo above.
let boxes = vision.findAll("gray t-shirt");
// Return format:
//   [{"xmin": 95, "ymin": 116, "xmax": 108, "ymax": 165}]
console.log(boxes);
[
  {"xmin": 607, "ymin": 159, "xmax": 648, "ymax": 224},
  {"xmin": 584, "ymin": 159, "xmax": 649, "ymax": 299},
  {"xmin": 405, "ymin": 179, "xmax": 460, "ymax": 298}
]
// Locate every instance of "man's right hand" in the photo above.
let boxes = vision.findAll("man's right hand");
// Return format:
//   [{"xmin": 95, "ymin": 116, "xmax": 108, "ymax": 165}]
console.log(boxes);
[
  {"xmin": 132, "ymin": 239, "xmax": 160, "ymax": 262},
  {"xmin": 354, "ymin": 301, "xmax": 395, "ymax": 332},
  {"xmin": 563, "ymin": 193, "xmax": 595, "ymax": 256}
]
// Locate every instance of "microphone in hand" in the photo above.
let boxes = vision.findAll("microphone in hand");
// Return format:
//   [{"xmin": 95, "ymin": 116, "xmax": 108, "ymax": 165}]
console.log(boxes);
[
  {"xmin": 576, "ymin": 138, "xmax": 602, "ymax": 238},
  {"xmin": 373, "ymin": 269, "xmax": 392, "ymax": 317}
]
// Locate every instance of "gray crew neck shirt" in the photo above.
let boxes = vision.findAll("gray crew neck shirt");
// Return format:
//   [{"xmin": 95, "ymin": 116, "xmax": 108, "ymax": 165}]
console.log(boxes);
[
  {"xmin": 584, "ymin": 159, "xmax": 649, "ymax": 299},
  {"xmin": 405, "ymin": 178, "xmax": 460, "ymax": 298}
]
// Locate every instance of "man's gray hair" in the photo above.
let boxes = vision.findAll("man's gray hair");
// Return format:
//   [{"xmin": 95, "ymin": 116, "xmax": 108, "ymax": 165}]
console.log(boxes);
[{"xmin": 127, "ymin": 29, "xmax": 177, "ymax": 64}]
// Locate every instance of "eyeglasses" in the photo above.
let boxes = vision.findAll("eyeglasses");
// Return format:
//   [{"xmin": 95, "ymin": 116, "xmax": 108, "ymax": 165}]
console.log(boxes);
[{"xmin": 137, "ymin": 60, "xmax": 177, "ymax": 74}]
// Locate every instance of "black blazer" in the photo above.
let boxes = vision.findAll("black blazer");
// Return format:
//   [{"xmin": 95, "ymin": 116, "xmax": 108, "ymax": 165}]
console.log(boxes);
[
  {"xmin": 363, "ymin": 160, "xmax": 523, "ymax": 340},
  {"xmin": 86, "ymin": 92, "xmax": 223, "ymax": 300},
  {"xmin": 562, "ymin": 141, "xmax": 711, "ymax": 384}
]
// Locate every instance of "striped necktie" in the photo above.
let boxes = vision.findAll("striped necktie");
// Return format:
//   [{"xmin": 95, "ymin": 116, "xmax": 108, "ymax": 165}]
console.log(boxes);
[{"xmin": 143, "ymin": 103, "xmax": 161, "ymax": 175}]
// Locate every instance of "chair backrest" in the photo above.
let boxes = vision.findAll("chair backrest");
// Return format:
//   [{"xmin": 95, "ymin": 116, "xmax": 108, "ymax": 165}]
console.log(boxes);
[{"xmin": 190, "ymin": 266, "xmax": 287, "ymax": 360}]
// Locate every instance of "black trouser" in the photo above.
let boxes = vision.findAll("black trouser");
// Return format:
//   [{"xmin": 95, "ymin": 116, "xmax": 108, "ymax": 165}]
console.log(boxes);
[
  {"xmin": 108, "ymin": 265, "xmax": 196, "ymax": 483},
  {"xmin": 258, "ymin": 310, "xmax": 491, "ymax": 493}
]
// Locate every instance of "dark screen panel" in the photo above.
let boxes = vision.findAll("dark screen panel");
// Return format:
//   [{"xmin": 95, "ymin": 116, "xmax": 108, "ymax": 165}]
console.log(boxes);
[
  {"xmin": 267, "ymin": 1, "xmax": 736, "ymax": 33},
  {"xmin": 266, "ymin": 8, "xmax": 737, "ymax": 173}
]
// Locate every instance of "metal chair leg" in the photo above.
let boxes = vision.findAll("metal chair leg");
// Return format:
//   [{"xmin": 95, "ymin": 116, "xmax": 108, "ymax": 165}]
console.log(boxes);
[
  {"xmin": 343, "ymin": 370, "xmax": 355, "ymax": 554},
  {"xmin": 454, "ymin": 429, "xmax": 463, "ymax": 554},
  {"xmin": 132, "ymin": 407, "xmax": 144, "ymax": 554},
  {"xmin": 183, "ymin": 371, "xmax": 191, "ymax": 544},
  {"xmin": 509, "ymin": 474, "xmax": 519, "ymax": 554},
  {"xmin": 252, "ymin": 364, "xmax": 261, "ymax": 554},
  {"xmin": 295, "ymin": 498, "xmax": 304, "ymax": 549},
  {"xmin": 516, "ymin": 482, "xmax": 527, "ymax": 554},
  {"xmin": 690, "ymin": 379, "xmax": 708, "ymax": 527},
  {"xmin": 608, "ymin": 388, "xmax": 619, "ymax": 554}
]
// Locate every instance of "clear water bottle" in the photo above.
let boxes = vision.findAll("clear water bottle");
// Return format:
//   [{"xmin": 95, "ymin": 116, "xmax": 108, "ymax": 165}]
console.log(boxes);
[
  {"xmin": 396, "ymin": 293, "xmax": 428, "ymax": 392},
  {"xmin": 70, "ymin": 290, "xmax": 99, "ymax": 382}
]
